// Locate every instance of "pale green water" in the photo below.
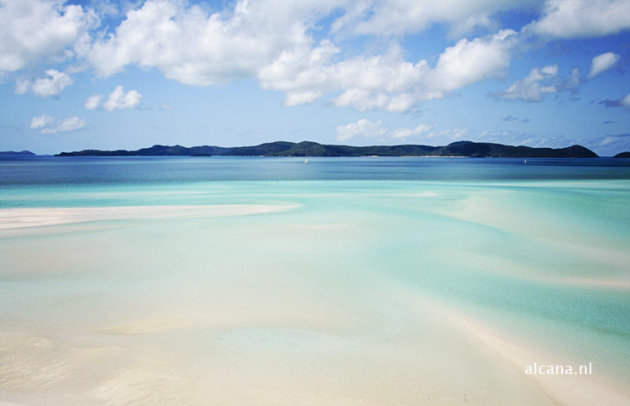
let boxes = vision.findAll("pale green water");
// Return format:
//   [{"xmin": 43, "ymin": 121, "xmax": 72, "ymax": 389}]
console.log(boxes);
[{"xmin": 1, "ymin": 157, "xmax": 629, "ymax": 404}]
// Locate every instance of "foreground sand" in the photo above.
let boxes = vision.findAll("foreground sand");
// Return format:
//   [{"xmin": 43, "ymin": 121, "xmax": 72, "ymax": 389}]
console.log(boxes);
[
  {"xmin": 2, "ymin": 288, "xmax": 628, "ymax": 405},
  {"xmin": 1, "ymin": 204, "xmax": 629, "ymax": 405}
]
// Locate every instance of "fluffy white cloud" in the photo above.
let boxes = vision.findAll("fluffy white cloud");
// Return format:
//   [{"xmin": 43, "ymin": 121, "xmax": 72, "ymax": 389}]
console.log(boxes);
[
  {"xmin": 15, "ymin": 69, "xmax": 73, "ymax": 97},
  {"xmin": 336, "ymin": 119, "xmax": 433, "ymax": 142},
  {"xmin": 84, "ymin": 94, "xmax": 103, "ymax": 110},
  {"xmin": 328, "ymin": 50, "xmax": 432, "ymax": 112},
  {"xmin": 493, "ymin": 65, "xmax": 559, "ymax": 101},
  {"xmin": 44, "ymin": 116, "xmax": 86, "ymax": 133},
  {"xmin": 103, "ymin": 86, "xmax": 141, "ymax": 111},
  {"xmin": 621, "ymin": 93, "xmax": 630, "ymax": 109},
  {"xmin": 492, "ymin": 64, "xmax": 580, "ymax": 102},
  {"xmin": 30, "ymin": 114, "xmax": 54, "ymax": 129},
  {"xmin": 261, "ymin": 30, "xmax": 516, "ymax": 112},
  {"xmin": 258, "ymin": 42, "xmax": 425, "ymax": 111},
  {"xmin": 9, "ymin": 0, "xmax": 628, "ymax": 118},
  {"xmin": 529, "ymin": 0, "xmax": 630, "ymax": 38},
  {"xmin": 85, "ymin": 1, "xmax": 518, "ymax": 112},
  {"xmin": 29, "ymin": 115, "xmax": 85, "ymax": 133},
  {"xmin": 87, "ymin": 0, "xmax": 339, "ymax": 86},
  {"xmin": 31, "ymin": 70, "xmax": 73, "ymax": 96},
  {"xmin": 589, "ymin": 52, "xmax": 620, "ymax": 78},
  {"xmin": 0, "ymin": 0, "xmax": 95, "ymax": 72},
  {"xmin": 429, "ymin": 29, "xmax": 515, "ymax": 94},
  {"xmin": 6, "ymin": 0, "xmax": 530, "ymax": 88},
  {"xmin": 258, "ymin": 40, "xmax": 339, "ymax": 106},
  {"xmin": 85, "ymin": 86, "xmax": 141, "ymax": 111}
]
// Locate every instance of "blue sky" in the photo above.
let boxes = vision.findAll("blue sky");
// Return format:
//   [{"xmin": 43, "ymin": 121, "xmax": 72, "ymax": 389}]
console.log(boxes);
[{"xmin": 1, "ymin": 0, "xmax": 630, "ymax": 155}]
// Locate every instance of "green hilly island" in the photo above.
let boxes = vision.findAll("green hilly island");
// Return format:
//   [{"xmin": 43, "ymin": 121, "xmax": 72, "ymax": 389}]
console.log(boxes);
[{"xmin": 57, "ymin": 141, "xmax": 599, "ymax": 158}]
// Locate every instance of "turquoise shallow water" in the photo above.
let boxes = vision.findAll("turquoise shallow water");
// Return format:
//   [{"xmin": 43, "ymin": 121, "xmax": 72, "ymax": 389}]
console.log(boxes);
[{"xmin": 1, "ymin": 156, "xmax": 630, "ymax": 404}]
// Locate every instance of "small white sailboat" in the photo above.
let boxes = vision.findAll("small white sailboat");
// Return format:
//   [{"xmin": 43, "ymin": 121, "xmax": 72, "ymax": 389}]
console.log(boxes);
[{"xmin": 304, "ymin": 159, "xmax": 309, "ymax": 164}]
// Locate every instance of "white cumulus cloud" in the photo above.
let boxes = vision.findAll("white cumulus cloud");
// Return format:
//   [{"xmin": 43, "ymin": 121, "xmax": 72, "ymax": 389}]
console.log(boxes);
[
  {"xmin": 29, "ymin": 115, "xmax": 85, "ymax": 133},
  {"xmin": 0, "ymin": 0, "xmax": 95, "ymax": 73},
  {"xmin": 589, "ymin": 52, "xmax": 620, "ymax": 78},
  {"xmin": 529, "ymin": 0, "xmax": 630, "ymax": 38},
  {"xmin": 260, "ymin": 30, "xmax": 516, "ymax": 112},
  {"xmin": 84, "ymin": 94, "xmax": 103, "ymax": 110},
  {"xmin": 86, "ymin": 0, "xmax": 338, "ymax": 86},
  {"xmin": 621, "ymin": 93, "xmax": 630, "ymax": 109},
  {"xmin": 8, "ymin": 0, "xmax": 628, "ymax": 118},
  {"xmin": 43, "ymin": 116, "xmax": 86, "ymax": 133},
  {"xmin": 15, "ymin": 69, "xmax": 73, "ymax": 97},
  {"xmin": 29, "ymin": 114, "xmax": 54, "ymax": 129},
  {"xmin": 103, "ymin": 86, "xmax": 141, "ymax": 111},
  {"xmin": 85, "ymin": 86, "xmax": 142, "ymax": 111},
  {"xmin": 83, "ymin": 1, "xmax": 519, "ymax": 113},
  {"xmin": 31, "ymin": 70, "xmax": 73, "ymax": 96},
  {"xmin": 492, "ymin": 64, "xmax": 580, "ymax": 102},
  {"xmin": 429, "ymin": 29, "xmax": 515, "ymax": 94}
]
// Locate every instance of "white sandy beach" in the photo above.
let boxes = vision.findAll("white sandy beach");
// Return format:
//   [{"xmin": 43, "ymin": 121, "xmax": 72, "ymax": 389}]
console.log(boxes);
[{"xmin": 1, "ymin": 281, "xmax": 628, "ymax": 405}]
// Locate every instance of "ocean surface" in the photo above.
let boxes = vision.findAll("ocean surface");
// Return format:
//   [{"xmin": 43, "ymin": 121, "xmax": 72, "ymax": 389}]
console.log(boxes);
[{"xmin": 1, "ymin": 156, "xmax": 630, "ymax": 405}]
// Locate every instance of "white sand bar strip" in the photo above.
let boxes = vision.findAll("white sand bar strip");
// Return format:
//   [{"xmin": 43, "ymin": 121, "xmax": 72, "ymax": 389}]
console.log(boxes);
[{"xmin": 0, "ymin": 204, "xmax": 299, "ymax": 230}]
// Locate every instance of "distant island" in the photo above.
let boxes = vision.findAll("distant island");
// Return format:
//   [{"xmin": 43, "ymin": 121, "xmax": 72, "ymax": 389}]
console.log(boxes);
[
  {"xmin": 0, "ymin": 150, "xmax": 36, "ymax": 157},
  {"xmin": 57, "ymin": 141, "xmax": 599, "ymax": 158},
  {"xmin": 614, "ymin": 152, "xmax": 630, "ymax": 158}
]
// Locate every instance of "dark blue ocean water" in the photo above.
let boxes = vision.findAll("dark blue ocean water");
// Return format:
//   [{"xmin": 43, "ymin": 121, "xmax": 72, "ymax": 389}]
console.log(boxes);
[{"xmin": 1, "ymin": 156, "xmax": 630, "ymax": 185}]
